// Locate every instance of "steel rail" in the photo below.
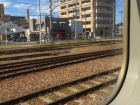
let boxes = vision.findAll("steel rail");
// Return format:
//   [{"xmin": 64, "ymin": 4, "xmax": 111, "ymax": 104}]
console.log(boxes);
[
  {"xmin": 0, "ymin": 48, "xmax": 123, "ymax": 69},
  {"xmin": 0, "ymin": 42, "xmax": 122, "ymax": 61},
  {"xmin": 0, "ymin": 49, "xmax": 123, "ymax": 72},
  {"xmin": 0, "ymin": 50, "xmax": 123, "ymax": 80},
  {"xmin": 0, "ymin": 41, "xmax": 122, "ymax": 55},
  {"xmin": 0, "ymin": 49, "xmax": 122, "ymax": 71},
  {"xmin": 46, "ymin": 79, "xmax": 117, "ymax": 105},
  {"xmin": 0, "ymin": 67, "xmax": 120, "ymax": 105}
]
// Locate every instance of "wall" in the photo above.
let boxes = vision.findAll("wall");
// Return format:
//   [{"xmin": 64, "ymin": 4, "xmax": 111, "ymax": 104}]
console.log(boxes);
[
  {"xmin": 1, "ymin": 35, "xmax": 6, "ymax": 40},
  {"xmin": 25, "ymin": 29, "xmax": 30, "ymax": 41},
  {"xmin": 29, "ymin": 19, "xmax": 36, "ymax": 31},
  {"xmin": 70, "ymin": 20, "xmax": 83, "ymax": 32}
]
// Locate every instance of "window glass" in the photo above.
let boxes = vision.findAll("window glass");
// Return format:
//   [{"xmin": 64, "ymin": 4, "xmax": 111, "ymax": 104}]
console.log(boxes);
[
  {"xmin": 0, "ymin": 0, "xmax": 124, "ymax": 105},
  {"xmin": 60, "ymin": 23, "xmax": 65, "ymax": 28}
]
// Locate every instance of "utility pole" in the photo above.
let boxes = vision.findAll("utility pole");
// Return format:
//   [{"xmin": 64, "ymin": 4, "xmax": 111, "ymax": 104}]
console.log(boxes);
[
  {"xmin": 49, "ymin": 0, "xmax": 53, "ymax": 44},
  {"xmin": 73, "ymin": 9, "xmax": 75, "ymax": 39},
  {"xmin": 5, "ymin": 30, "xmax": 7, "ymax": 45},
  {"xmin": 93, "ymin": 9, "xmax": 96, "ymax": 41},
  {"xmin": 39, "ymin": 0, "xmax": 42, "ymax": 44},
  {"xmin": 75, "ymin": 0, "xmax": 77, "ymax": 40},
  {"xmin": 0, "ymin": 32, "xmax": 1, "ymax": 45},
  {"xmin": 95, "ymin": 0, "xmax": 97, "ymax": 38},
  {"xmin": 120, "ymin": 11, "xmax": 123, "ymax": 35},
  {"xmin": 84, "ymin": 10, "xmax": 86, "ymax": 39},
  {"xmin": 112, "ymin": 1, "xmax": 115, "ymax": 38}
]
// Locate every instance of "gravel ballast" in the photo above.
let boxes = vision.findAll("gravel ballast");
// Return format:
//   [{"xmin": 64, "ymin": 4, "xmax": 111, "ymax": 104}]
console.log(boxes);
[
  {"xmin": 65, "ymin": 84, "xmax": 116, "ymax": 105},
  {"xmin": 0, "ymin": 43, "xmax": 123, "ymax": 64},
  {"xmin": 0, "ymin": 54, "xmax": 123, "ymax": 103}
]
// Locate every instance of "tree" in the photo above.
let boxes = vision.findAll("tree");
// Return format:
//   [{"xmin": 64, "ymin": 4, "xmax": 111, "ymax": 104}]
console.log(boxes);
[
  {"xmin": 98, "ymin": 30, "xmax": 103, "ymax": 36},
  {"xmin": 116, "ymin": 22, "xmax": 123, "ymax": 27}
]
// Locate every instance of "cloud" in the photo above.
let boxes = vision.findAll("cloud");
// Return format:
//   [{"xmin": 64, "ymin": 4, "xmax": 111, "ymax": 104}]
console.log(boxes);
[
  {"xmin": 41, "ymin": 0, "xmax": 48, "ymax": 2},
  {"xmin": 5, "ymin": 11, "xmax": 9, "ymax": 14},
  {"xmin": 35, "ymin": 5, "xmax": 59, "ymax": 14},
  {"xmin": 31, "ymin": 7, "xmax": 35, "ymax": 10},
  {"xmin": 0, "ymin": 0, "xmax": 11, "ymax": 7},
  {"xmin": 30, "ymin": 16, "xmax": 38, "ymax": 19},
  {"xmin": 13, "ymin": 4, "xmax": 32, "ymax": 9},
  {"xmin": 28, "ymin": 4, "xmax": 60, "ymax": 17},
  {"xmin": 36, "ymin": 5, "xmax": 49, "ymax": 13}
]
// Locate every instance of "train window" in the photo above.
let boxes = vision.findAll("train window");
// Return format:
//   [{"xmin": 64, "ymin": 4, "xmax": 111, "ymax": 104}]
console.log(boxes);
[{"xmin": 1, "ymin": 0, "xmax": 136, "ymax": 105}]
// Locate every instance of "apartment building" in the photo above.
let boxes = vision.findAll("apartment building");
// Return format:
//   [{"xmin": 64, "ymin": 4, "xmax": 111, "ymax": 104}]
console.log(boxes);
[
  {"xmin": 25, "ymin": 17, "xmax": 69, "ymax": 41},
  {"xmin": 59, "ymin": 0, "xmax": 115, "ymax": 38}
]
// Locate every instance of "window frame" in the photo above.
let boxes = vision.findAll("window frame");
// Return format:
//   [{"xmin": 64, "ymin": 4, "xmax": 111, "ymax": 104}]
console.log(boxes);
[{"xmin": 103, "ymin": 0, "xmax": 130, "ymax": 104}]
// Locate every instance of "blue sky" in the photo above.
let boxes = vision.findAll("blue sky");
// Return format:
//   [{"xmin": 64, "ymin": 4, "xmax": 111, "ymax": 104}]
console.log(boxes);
[{"xmin": 1, "ymin": 0, "xmax": 123, "ymax": 24}]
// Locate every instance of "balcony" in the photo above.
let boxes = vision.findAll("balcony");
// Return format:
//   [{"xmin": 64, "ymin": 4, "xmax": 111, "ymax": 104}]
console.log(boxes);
[
  {"xmin": 61, "ymin": 6, "xmax": 66, "ymax": 10},
  {"xmin": 68, "ymin": 3, "xmax": 79, "ymax": 8},
  {"xmin": 96, "ymin": 2, "xmax": 113, "ymax": 7},
  {"xmin": 96, "ymin": 24, "xmax": 113, "ymax": 28},
  {"xmin": 96, "ymin": 17, "xmax": 113, "ymax": 20},
  {"xmin": 96, "ymin": 9, "xmax": 113, "ymax": 14},
  {"xmin": 67, "ymin": 0, "xmax": 75, "ymax": 3},
  {"xmin": 81, "ymin": 0, "xmax": 90, "ymax": 5},
  {"xmin": 81, "ymin": 2, "xmax": 91, "ymax": 5}
]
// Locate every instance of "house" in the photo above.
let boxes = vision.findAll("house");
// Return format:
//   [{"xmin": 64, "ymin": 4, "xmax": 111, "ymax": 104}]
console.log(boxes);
[
  {"xmin": 25, "ymin": 17, "xmax": 69, "ymax": 41},
  {"xmin": 0, "ymin": 23, "xmax": 25, "ymax": 40}
]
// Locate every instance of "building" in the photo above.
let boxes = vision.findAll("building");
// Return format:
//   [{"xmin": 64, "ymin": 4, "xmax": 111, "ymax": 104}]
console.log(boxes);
[
  {"xmin": 25, "ymin": 17, "xmax": 69, "ymax": 41},
  {"xmin": 115, "ymin": 25, "xmax": 123, "ymax": 35},
  {"xmin": 0, "ymin": 4, "xmax": 29, "ymax": 27},
  {"xmin": 69, "ymin": 20, "xmax": 85, "ymax": 39},
  {"xmin": 59, "ymin": 0, "xmax": 115, "ymax": 38},
  {"xmin": 0, "ymin": 23, "xmax": 25, "ymax": 40}
]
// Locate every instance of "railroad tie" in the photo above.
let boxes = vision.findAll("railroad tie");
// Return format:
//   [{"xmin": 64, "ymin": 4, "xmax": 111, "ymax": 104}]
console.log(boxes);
[
  {"xmin": 39, "ymin": 96, "xmax": 53, "ymax": 103},
  {"xmin": 113, "ymin": 72, "xmax": 120, "ymax": 75},
  {"xmin": 98, "ymin": 78, "xmax": 109, "ymax": 82},
  {"xmin": 80, "ymin": 83, "xmax": 92, "ymax": 88},
  {"xmin": 110, "ymin": 84, "xmax": 116, "ymax": 88},
  {"xmin": 67, "ymin": 87, "xmax": 80, "ymax": 92},
  {"xmin": 74, "ymin": 99, "xmax": 85, "ymax": 104},
  {"xmin": 88, "ymin": 94, "xmax": 98, "ymax": 99},
  {"xmin": 103, "ymin": 75, "xmax": 115, "ymax": 79},
  {"xmin": 54, "ymin": 91, "xmax": 67, "ymax": 97},
  {"xmin": 100, "ymin": 89, "xmax": 109, "ymax": 93},
  {"xmin": 89, "ymin": 80, "xmax": 102, "ymax": 84},
  {"xmin": 20, "ymin": 102, "xmax": 29, "ymax": 105}
]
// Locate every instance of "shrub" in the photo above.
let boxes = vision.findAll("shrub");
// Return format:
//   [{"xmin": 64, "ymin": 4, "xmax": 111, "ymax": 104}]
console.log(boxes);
[
  {"xmin": 36, "ymin": 41, "xmax": 40, "ymax": 44},
  {"xmin": 98, "ymin": 30, "xmax": 103, "ymax": 36}
]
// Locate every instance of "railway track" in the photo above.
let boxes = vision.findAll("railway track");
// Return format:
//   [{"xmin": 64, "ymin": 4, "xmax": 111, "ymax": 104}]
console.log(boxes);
[
  {"xmin": 0, "ymin": 40, "xmax": 122, "ymax": 56},
  {"xmin": 0, "ymin": 52, "xmax": 61, "ymax": 61},
  {"xmin": 0, "ymin": 67, "xmax": 120, "ymax": 105},
  {"xmin": 0, "ymin": 48, "xmax": 123, "ymax": 80}
]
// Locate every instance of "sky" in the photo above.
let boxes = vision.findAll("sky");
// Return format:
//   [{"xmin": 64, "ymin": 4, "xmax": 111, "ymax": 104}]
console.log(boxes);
[{"xmin": 1, "ymin": 0, "xmax": 123, "ymax": 24}]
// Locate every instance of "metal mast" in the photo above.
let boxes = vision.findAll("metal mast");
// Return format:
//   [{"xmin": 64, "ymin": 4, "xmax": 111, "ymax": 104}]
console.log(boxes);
[
  {"xmin": 49, "ymin": 0, "xmax": 53, "ymax": 44},
  {"xmin": 112, "ymin": 1, "xmax": 115, "ymax": 37},
  {"xmin": 39, "ymin": 0, "xmax": 42, "ymax": 44},
  {"xmin": 84, "ymin": 11, "xmax": 86, "ymax": 39},
  {"xmin": 121, "ymin": 11, "xmax": 122, "ymax": 35},
  {"xmin": 75, "ymin": 0, "xmax": 77, "ymax": 40}
]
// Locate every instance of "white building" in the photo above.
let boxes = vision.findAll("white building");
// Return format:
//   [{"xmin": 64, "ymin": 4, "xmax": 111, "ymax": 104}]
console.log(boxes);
[
  {"xmin": 0, "ymin": 23, "xmax": 25, "ymax": 40},
  {"xmin": 69, "ymin": 20, "xmax": 85, "ymax": 39},
  {"xmin": 115, "ymin": 25, "xmax": 123, "ymax": 34}
]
